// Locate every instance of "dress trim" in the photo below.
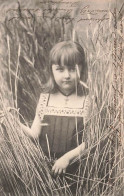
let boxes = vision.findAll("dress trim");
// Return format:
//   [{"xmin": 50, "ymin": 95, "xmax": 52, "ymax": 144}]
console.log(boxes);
[{"xmin": 37, "ymin": 93, "xmax": 91, "ymax": 119}]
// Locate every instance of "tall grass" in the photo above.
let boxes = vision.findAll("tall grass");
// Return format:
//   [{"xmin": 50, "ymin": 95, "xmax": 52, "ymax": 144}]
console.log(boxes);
[{"xmin": 0, "ymin": 0, "xmax": 123, "ymax": 195}]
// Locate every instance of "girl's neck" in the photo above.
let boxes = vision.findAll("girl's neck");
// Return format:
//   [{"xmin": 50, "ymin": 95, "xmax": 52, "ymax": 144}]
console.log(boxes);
[
  {"xmin": 57, "ymin": 87, "xmax": 76, "ymax": 97},
  {"xmin": 48, "ymin": 90, "xmax": 85, "ymax": 108}
]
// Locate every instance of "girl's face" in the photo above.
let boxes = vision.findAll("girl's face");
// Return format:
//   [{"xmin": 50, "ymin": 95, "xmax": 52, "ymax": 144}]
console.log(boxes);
[{"xmin": 52, "ymin": 64, "xmax": 82, "ymax": 95}]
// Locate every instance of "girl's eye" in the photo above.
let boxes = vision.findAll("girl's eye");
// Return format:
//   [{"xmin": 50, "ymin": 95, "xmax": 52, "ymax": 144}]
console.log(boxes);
[{"xmin": 56, "ymin": 67, "xmax": 64, "ymax": 71}]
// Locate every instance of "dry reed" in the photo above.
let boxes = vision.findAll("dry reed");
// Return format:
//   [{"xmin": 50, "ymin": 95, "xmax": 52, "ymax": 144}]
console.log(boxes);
[{"xmin": 0, "ymin": 1, "xmax": 123, "ymax": 195}]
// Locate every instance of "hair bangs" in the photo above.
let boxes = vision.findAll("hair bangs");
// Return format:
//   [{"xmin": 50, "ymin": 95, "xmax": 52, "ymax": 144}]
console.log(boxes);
[
  {"xmin": 50, "ymin": 42, "xmax": 84, "ymax": 67},
  {"xmin": 60, "ymin": 47, "xmax": 79, "ymax": 67}
]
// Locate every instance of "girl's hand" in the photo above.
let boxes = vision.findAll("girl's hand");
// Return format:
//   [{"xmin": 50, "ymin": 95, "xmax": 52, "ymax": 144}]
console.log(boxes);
[
  {"xmin": 52, "ymin": 156, "xmax": 70, "ymax": 176},
  {"xmin": 51, "ymin": 143, "xmax": 85, "ymax": 176}
]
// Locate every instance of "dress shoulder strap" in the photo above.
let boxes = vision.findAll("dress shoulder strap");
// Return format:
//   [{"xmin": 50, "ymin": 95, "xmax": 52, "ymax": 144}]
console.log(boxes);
[
  {"xmin": 36, "ymin": 93, "xmax": 49, "ymax": 120},
  {"xmin": 83, "ymin": 95, "xmax": 92, "ymax": 125}
]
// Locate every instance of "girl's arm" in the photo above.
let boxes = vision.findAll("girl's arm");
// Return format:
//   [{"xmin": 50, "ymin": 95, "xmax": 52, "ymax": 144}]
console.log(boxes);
[
  {"xmin": 62, "ymin": 142, "xmax": 85, "ymax": 162},
  {"xmin": 20, "ymin": 94, "xmax": 44, "ymax": 138},
  {"xmin": 52, "ymin": 142, "xmax": 85, "ymax": 175},
  {"xmin": 20, "ymin": 113, "xmax": 42, "ymax": 138}
]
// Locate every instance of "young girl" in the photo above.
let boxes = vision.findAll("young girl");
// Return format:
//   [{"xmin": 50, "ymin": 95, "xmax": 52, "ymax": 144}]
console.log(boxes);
[{"xmin": 22, "ymin": 40, "xmax": 91, "ymax": 193}]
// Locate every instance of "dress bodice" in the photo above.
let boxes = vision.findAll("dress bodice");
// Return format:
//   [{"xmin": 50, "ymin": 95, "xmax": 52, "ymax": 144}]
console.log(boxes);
[{"xmin": 37, "ymin": 93, "xmax": 90, "ymax": 157}]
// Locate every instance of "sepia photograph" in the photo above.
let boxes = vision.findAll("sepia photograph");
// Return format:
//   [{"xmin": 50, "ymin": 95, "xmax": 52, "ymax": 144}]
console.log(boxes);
[{"xmin": 0, "ymin": 0, "xmax": 124, "ymax": 195}]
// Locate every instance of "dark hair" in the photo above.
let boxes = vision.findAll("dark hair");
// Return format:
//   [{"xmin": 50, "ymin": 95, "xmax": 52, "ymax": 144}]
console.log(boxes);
[{"xmin": 43, "ymin": 40, "xmax": 88, "ymax": 95}]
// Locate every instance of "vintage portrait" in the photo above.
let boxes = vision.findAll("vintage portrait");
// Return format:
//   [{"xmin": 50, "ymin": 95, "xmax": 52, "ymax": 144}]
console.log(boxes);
[{"xmin": 0, "ymin": 0, "xmax": 123, "ymax": 195}]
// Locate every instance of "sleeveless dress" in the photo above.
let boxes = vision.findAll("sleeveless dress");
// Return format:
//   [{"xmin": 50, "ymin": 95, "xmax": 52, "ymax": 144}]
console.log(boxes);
[
  {"xmin": 36, "ymin": 93, "xmax": 91, "ymax": 194},
  {"xmin": 36, "ymin": 93, "xmax": 91, "ymax": 159}
]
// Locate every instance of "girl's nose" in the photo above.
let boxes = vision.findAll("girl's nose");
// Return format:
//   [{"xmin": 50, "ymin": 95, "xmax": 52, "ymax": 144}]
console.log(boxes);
[{"xmin": 64, "ymin": 69, "xmax": 70, "ymax": 78}]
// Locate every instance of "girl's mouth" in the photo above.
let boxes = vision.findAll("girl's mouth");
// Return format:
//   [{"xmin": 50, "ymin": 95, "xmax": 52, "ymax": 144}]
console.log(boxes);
[
  {"xmin": 63, "ymin": 81, "xmax": 71, "ymax": 85},
  {"xmin": 63, "ymin": 80, "xmax": 71, "ymax": 83}
]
